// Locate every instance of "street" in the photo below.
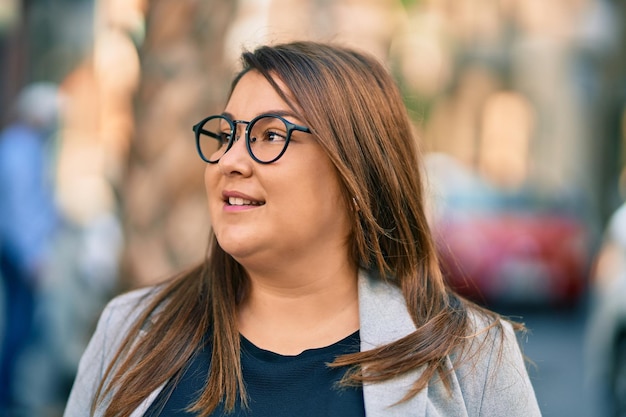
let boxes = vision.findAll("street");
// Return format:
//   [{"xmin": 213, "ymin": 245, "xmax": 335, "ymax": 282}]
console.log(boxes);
[{"xmin": 503, "ymin": 303, "xmax": 593, "ymax": 417}]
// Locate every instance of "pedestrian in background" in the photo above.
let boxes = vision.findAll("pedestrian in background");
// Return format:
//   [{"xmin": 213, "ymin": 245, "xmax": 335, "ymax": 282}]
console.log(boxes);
[
  {"xmin": 0, "ymin": 82, "xmax": 61, "ymax": 410},
  {"xmin": 65, "ymin": 41, "xmax": 540, "ymax": 417}
]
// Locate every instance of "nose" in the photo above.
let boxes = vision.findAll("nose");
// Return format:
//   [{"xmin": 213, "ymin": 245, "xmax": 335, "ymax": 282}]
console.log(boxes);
[{"xmin": 217, "ymin": 133, "xmax": 253, "ymax": 176}]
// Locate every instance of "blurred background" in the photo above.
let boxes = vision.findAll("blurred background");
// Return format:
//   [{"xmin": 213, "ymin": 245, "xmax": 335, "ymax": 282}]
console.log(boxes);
[{"xmin": 0, "ymin": 0, "xmax": 625, "ymax": 415}]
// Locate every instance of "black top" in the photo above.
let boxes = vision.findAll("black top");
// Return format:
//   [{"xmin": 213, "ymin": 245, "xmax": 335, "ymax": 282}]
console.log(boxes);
[{"xmin": 144, "ymin": 331, "xmax": 365, "ymax": 417}]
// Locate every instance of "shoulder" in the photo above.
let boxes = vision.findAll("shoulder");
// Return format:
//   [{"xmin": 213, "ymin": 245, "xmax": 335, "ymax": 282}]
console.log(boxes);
[
  {"xmin": 64, "ymin": 286, "xmax": 161, "ymax": 416},
  {"xmin": 90, "ymin": 286, "xmax": 159, "ymax": 357},
  {"xmin": 104, "ymin": 286, "xmax": 157, "ymax": 316},
  {"xmin": 357, "ymin": 273, "xmax": 540, "ymax": 416},
  {"xmin": 75, "ymin": 285, "xmax": 163, "ymax": 376},
  {"xmin": 97, "ymin": 286, "xmax": 165, "ymax": 345},
  {"xmin": 450, "ymin": 308, "xmax": 541, "ymax": 416}
]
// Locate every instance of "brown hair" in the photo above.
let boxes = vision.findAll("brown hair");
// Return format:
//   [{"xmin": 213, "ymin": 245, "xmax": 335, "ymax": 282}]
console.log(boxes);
[{"xmin": 94, "ymin": 41, "xmax": 507, "ymax": 416}]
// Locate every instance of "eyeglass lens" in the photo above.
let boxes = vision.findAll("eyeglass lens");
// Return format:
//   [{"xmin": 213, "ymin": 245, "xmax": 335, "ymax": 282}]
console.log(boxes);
[{"xmin": 197, "ymin": 115, "xmax": 291, "ymax": 163}]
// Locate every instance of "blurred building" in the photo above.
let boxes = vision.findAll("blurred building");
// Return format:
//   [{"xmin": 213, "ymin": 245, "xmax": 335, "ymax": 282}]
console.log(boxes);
[{"xmin": 3, "ymin": 0, "xmax": 623, "ymax": 289}]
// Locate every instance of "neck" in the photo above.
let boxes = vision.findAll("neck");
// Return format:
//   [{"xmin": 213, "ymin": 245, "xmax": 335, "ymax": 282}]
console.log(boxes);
[{"xmin": 237, "ymin": 262, "xmax": 360, "ymax": 355}]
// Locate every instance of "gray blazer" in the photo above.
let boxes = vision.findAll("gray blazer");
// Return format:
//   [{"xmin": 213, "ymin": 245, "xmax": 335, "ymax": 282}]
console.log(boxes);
[{"xmin": 64, "ymin": 271, "xmax": 541, "ymax": 416}]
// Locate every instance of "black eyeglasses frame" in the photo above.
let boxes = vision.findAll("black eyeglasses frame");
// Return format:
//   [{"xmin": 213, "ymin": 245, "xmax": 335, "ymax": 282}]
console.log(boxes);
[{"xmin": 192, "ymin": 113, "xmax": 311, "ymax": 164}]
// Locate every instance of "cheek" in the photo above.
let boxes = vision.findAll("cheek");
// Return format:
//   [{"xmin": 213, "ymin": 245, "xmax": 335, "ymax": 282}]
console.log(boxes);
[{"xmin": 302, "ymin": 164, "xmax": 351, "ymax": 232}]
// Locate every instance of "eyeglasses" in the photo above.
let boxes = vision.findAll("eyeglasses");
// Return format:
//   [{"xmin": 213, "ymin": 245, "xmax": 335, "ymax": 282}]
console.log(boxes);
[{"xmin": 193, "ymin": 113, "xmax": 311, "ymax": 164}]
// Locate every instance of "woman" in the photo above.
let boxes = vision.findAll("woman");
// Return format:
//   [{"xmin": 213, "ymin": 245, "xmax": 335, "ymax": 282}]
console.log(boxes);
[{"xmin": 64, "ymin": 41, "xmax": 541, "ymax": 417}]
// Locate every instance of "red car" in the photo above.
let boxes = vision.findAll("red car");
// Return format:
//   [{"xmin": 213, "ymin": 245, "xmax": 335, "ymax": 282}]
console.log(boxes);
[
  {"xmin": 425, "ymin": 154, "xmax": 594, "ymax": 306},
  {"xmin": 433, "ymin": 208, "xmax": 591, "ymax": 306}
]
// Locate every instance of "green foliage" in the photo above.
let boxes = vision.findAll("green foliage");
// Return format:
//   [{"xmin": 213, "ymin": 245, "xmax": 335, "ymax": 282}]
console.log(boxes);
[{"xmin": 400, "ymin": 0, "xmax": 420, "ymax": 10}]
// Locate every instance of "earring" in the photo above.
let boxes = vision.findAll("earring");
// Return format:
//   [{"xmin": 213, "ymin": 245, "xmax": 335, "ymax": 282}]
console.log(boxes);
[{"xmin": 352, "ymin": 197, "xmax": 360, "ymax": 212}]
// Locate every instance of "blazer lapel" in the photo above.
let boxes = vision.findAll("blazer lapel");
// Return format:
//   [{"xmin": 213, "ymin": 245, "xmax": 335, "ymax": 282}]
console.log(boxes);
[{"xmin": 358, "ymin": 270, "xmax": 429, "ymax": 416}]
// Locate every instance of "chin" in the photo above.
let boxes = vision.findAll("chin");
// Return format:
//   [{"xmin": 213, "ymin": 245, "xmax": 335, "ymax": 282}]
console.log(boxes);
[{"xmin": 214, "ymin": 233, "xmax": 256, "ymax": 260}]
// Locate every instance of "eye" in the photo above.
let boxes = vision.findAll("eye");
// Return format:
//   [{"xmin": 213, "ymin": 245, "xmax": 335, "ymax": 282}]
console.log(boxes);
[
  {"xmin": 249, "ymin": 129, "xmax": 288, "ymax": 143},
  {"xmin": 264, "ymin": 130, "xmax": 287, "ymax": 143},
  {"xmin": 249, "ymin": 115, "xmax": 290, "ymax": 144}
]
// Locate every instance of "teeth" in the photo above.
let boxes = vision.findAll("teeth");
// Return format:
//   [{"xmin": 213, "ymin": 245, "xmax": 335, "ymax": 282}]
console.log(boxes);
[{"xmin": 228, "ymin": 197, "xmax": 262, "ymax": 206}]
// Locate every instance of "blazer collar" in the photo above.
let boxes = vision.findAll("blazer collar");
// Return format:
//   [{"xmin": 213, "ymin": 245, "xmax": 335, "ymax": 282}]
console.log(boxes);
[{"xmin": 358, "ymin": 269, "xmax": 429, "ymax": 416}]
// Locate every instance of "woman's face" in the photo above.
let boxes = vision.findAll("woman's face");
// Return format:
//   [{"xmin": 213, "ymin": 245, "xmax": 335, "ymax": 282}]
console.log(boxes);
[{"xmin": 205, "ymin": 71, "xmax": 352, "ymax": 270}]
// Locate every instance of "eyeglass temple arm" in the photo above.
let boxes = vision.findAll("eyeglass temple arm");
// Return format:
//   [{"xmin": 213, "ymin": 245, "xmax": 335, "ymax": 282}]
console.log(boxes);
[{"xmin": 193, "ymin": 125, "xmax": 221, "ymax": 140}]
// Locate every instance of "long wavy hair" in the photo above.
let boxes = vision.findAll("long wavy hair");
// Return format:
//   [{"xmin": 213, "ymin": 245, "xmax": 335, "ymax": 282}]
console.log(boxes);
[{"xmin": 93, "ymin": 41, "xmax": 506, "ymax": 416}]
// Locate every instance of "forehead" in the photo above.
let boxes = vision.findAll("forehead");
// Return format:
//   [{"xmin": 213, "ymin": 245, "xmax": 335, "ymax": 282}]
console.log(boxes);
[{"xmin": 225, "ymin": 71, "xmax": 292, "ymax": 118}]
